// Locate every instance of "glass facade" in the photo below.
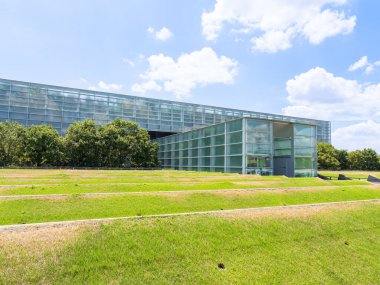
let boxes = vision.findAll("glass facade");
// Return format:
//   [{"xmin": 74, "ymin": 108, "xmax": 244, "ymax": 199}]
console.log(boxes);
[
  {"xmin": 157, "ymin": 119, "xmax": 243, "ymax": 173},
  {"xmin": 157, "ymin": 118, "xmax": 318, "ymax": 177},
  {"xmin": 0, "ymin": 78, "xmax": 331, "ymax": 143},
  {"xmin": 245, "ymin": 119, "xmax": 273, "ymax": 175},
  {"xmin": 294, "ymin": 124, "xmax": 317, "ymax": 177}
]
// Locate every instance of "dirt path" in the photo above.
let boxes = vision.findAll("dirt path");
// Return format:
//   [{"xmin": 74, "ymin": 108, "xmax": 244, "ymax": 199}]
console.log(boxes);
[
  {"xmin": 0, "ymin": 185, "xmax": 350, "ymax": 200},
  {"xmin": 0, "ymin": 199, "xmax": 378, "ymax": 232}
]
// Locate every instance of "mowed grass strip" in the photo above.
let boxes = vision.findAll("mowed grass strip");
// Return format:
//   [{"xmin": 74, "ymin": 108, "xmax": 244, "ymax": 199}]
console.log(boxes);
[
  {"xmin": 319, "ymin": 170, "xmax": 380, "ymax": 179},
  {"xmin": 0, "ymin": 169, "xmax": 371, "ymax": 188},
  {"xmin": 0, "ymin": 202, "xmax": 379, "ymax": 284},
  {"xmin": 0, "ymin": 177, "xmax": 369, "ymax": 196},
  {"xmin": 0, "ymin": 186, "xmax": 379, "ymax": 225}
]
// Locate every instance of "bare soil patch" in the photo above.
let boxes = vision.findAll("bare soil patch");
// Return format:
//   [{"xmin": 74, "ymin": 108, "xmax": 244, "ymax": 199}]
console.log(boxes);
[
  {"xmin": 0, "ymin": 223, "xmax": 91, "ymax": 252},
  {"xmin": 0, "ymin": 223, "xmax": 95, "ymax": 283},
  {"xmin": 233, "ymin": 181, "xmax": 283, "ymax": 186},
  {"xmin": 0, "ymin": 185, "xmax": 21, "ymax": 192},
  {"xmin": 212, "ymin": 186, "xmax": 340, "ymax": 197}
]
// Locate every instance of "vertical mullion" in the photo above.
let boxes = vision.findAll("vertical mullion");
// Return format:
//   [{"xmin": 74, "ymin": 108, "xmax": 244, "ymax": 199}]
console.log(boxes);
[{"xmin": 242, "ymin": 119, "xmax": 246, "ymax": 175}]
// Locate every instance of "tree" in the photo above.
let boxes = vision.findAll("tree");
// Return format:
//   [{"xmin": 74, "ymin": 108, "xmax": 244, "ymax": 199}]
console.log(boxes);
[
  {"xmin": 0, "ymin": 122, "xmax": 26, "ymax": 166},
  {"xmin": 0, "ymin": 118, "xmax": 159, "ymax": 168},
  {"xmin": 64, "ymin": 119, "xmax": 102, "ymax": 167},
  {"xmin": 317, "ymin": 142, "xmax": 340, "ymax": 170},
  {"xmin": 349, "ymin": 149, "xmax": 379, "ymax": 170},
  {"xmin": 99, "ymin": 119, "xmax": 139, "ymax": 167},
  {"xmin": 361, "ymin": 149, "xmax": 380, "ymax": 170},
  {"xmin": 336, "ymin": 149, "xmax": 349, "ymax": 170},
  {"xmin": 348, "ymin": 150, "xmax": 364, "ymax": 170},
  {"xmin": 22, "ymin": 125, "xmax": 64, "ymax": 166},
  {"xmin": 99, "ymin": 118, "xmax": 159, "ymax": 167},
  {"xmin": 128, "ymin": 129, "xmax": 159, "ymax": 167},
  {"xmin": 350, "ymin": 148, "xmax": 379, "ymax": 170}
]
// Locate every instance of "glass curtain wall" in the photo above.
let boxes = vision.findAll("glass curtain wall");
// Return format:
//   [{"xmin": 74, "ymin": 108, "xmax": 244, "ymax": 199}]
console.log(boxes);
[
  {"xmin": 293, "ymin": 124, "xmax": 317, "ymax": 177},
  {"xmin": 158, "ymin": 119, "xmax": 317, "ymax": 176},
  {"xmin": 0, "ymin": 78, "xmax": 331, "ymax": 143},
  {"xmin": 158, "ymin": 119, "xmax": 244, "ymax": 173},
  {"xmin": 245, "ymin": 119, "xmax": 273, "ymax": 175}
]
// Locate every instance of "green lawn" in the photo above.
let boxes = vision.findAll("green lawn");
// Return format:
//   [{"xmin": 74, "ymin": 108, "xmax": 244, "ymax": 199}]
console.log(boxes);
[
  {"xmin": 1, "ymin": 202, "xmax": 379, "ymax": 284},
  {"xmin": 0, "ymin": 169, "xmax": 369, "ymax": 196},
  {"xmin": 0, "ymin": 169, "xmax": 379, "ymax": 284},
  {"xmin": 319, "ymin": 170, "xmax": 380, "ymax": 179},
  {"xmin": 0, "ymin": 186, "xmax": 379, "ymax": 225}
]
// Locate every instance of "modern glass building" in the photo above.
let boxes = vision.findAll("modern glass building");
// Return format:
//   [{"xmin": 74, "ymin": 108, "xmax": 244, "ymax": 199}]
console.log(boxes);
[
  {"xmin": 156, "ymin": 118, "xmax": 317, "ymax": 177},
  {"xmin": 0, "ymin": 78, "xmax": 327, "ymax": 176},
  {"xmin": 0, "ymin": 78, "xmax": 330, "ymax": 142}
]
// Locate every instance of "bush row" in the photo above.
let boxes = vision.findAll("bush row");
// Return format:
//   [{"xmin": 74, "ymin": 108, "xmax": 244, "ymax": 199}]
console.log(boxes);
[{"xmin": 0, "ymin": 118, "xmax": 159, "ymax": 168}]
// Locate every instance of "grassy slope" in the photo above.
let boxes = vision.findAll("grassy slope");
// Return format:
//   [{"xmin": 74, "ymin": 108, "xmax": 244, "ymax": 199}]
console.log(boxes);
[
  {"xmin": 319, "ymin": 171, "xmax": 380, "ymax": 179},
  {"xmin": 0, "ymin": 179, "xmax": 369, "ymax": 197},
  {"xmin": 1, "ymin": 203, "xmax": 379, "ymax": 284},
  {"xmin": 0, "ymin": 186, "xmax": 379, "ymax": 225}
]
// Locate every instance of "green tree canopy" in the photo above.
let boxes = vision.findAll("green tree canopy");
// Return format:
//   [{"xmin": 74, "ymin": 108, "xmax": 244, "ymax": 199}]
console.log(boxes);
[
  {"xmin": 336, "ymin": 149, "xmax": 349, "ymax": 170},
  {"xmin": 128, "ymin": 128, "xmax": 159, "ymax": 168},
  {"xmin": 99, "ymin": 118, "xmax": 159, "ymax": 167},
  {"xmin": 64, "ymin": 119, "xmax": 102, "ymax": 167},
  {"xmin": 348, "ymin": 149, "xmax": 379, "ymax": 170},
  {"xmin": 317, "ymin": 142, "xmax": 340, "ymax": 170},
  {"xmin": 0, "ymin": 122, "xmax": 25, "ymax": 166},
  {"xmin": 64, "ymin": 118, "xmax": 159, "ymax": 168},
  {"xmin": 22, "ymin": 125, "xmax": 64, "ymax": 166}
]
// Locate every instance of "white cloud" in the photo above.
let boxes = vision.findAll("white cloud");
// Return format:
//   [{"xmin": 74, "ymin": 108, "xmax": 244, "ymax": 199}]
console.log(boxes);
[
  {"xmin": 131, "ymin": 80, "xmax": 162, "ymax": 93},
  {"xmin": 122, "ymin": 57, "xmax": 134, "ymax": 67},
  {"xmin": 202, "ymin": 0, "xmax": 356, "ymax": 53},
  {"xmin": 282, "ymin": 67, "xmax": 380, "ymax": 121},
  {"xmin": 302, "ymin": 9, "xmax": 355, "ymax": 44},
  {"xmin": 147, "ymin": 26, "xmax": 173, "ymax": 41},
  {"xmin": 348, "ymin": 56, "xmax": 368, "ymax": 72},
  {"xmin": 283, "ymin": 67, "xmax": 380, "ymax": 151},
  {"xmin": 80, "ymin": 78, "xmax": 88, "ymax": 83},
  {"xmin": 131, "ymin": 47, "xmax": 238, "ymax": 98},
  {"xmin": 89, "ymin": 81, "xmax": 123, "ymax": 92},
  {"xmin": 332, "ymin": 121, "xmax": 380, "ymax": 151},
  {"xmin": 251, "ymin": 28, "xmax": 294, "ymax": 53},
  {"xmin": 348, "ymin": 56, "xmax": 380, "ymax": 74}
]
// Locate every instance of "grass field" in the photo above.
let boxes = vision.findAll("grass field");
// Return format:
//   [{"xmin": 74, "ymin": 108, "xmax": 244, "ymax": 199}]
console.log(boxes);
[
  {"xmin": 319, "ymin": 170, "xmax": 380, "ymax": 179},
  {"xmin": 0, "ymin": 169, "xmax": 379, "ymax": 284}
]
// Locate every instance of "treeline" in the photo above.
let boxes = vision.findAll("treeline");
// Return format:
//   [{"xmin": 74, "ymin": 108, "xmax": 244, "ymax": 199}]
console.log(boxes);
[
  {"xmin": 318, "ymin": 142, "xmax": 380, "ymax": 170},
  {"xmin": 0, "ymin": 119, "xmax": 159, "ymax": 168}
]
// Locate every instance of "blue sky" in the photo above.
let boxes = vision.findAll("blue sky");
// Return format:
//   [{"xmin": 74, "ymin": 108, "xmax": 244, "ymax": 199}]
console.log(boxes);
[{"xmin": 1, "ymin": 0, "xmax": 380, "ymax": 151}]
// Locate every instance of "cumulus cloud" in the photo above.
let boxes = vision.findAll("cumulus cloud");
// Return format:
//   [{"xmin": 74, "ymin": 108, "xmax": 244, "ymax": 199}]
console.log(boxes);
[
  {"xmin": 283, "ymin": 67, "xmax": 380, "ymax": 121},
  {"xmin": 202, "ymin": 0, "xmax": 356, "ymax": 53},
  {"xmin": 88, "ymin": 81, "xmax": 123, "ymax": 92},
  {"xmin": 131, "ymin": 47, "xmax": 238, "ymax": 98},
  {"xmin": 283, "ymin": 67, "xmax": 380, "ymax": 151},
  {"xmin": 348, "ymin": 56, "xmax": 380, "ymax": 74},
  {"xmin": 147, "ymin": 26, "xmax": 173, "ymax": 41},
  {"xmin": 332, "ymin": 121, "xmax": 380, "ymax": 151}
]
